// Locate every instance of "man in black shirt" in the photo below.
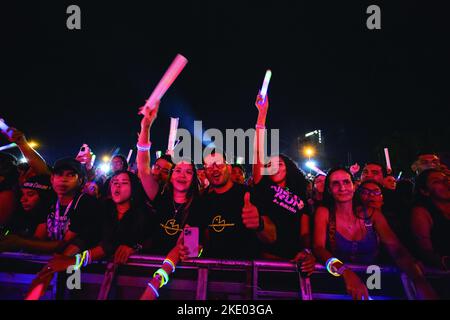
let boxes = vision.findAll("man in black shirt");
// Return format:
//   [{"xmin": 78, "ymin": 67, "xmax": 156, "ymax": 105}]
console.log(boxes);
[{"xmin": 189, "ymin": 152, "xmax": 276, "ymax": 260}]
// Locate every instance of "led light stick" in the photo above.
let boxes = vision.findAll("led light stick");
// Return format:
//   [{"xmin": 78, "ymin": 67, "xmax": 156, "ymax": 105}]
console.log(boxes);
[
  {"xmin": 140, "ymin": 54, "xmax": 188, "ymax": 114},
  {"xmin": 0, "ymin": 118, "xmax": 13, "ymax": 139},
  {"xmin": 0, "ymin": 143, "xmax": 18, "ymax": 151},
  {"xmin": 260, "ymin": 70, "xmax": 272, "ymax": 101},
  {"xmin": 166, "ymin": 117, "xmax": 179, "ymax": 156},
  {"xmin": 384, "ymin": 148, "xmax": 392, "ymax": 172},
  {"xmin": 126, "ymin": 149, "xmax": 133, "ymax": 164}
]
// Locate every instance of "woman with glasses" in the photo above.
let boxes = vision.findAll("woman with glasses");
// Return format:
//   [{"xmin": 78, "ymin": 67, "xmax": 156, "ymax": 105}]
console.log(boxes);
[
  {"xmin": 357, "ymin": 180, "xmax": 384, "ymax": 210},
  {"xmin": 136, "ymin": 101, "xmax": 200, "ymax": 255},
  {"xmin": 313, "ymin": 167, "xmax": 437, "ymax": 300}
]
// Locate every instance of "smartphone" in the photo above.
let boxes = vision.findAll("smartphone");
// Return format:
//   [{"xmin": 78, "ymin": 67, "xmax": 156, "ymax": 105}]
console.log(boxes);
[{"xmin": 183, "ymin": 227, "xmax": 199, "ymax": 258}]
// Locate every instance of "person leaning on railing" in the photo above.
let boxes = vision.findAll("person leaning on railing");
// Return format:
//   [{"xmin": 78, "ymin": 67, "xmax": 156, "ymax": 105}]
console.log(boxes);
[{"xmin": 313, "ymin": 167, "xmax": 438, "ymax": 300}]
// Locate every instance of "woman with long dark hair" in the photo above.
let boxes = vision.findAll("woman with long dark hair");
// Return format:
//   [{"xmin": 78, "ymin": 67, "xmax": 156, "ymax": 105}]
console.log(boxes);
[
  {"xmin": 251, "ymin": 93, "xmax": 315, "ymax": 274},
  {"xmin": 314, "ymin": 167, "xmax": 437, "ymax": 300},
  {"xmin": 42, "ymin": 170, "xmax": 153, "ymax": 273},
  {"xmin": 137, "ymin": 101, "xmax": 200, "ymax": 255}
]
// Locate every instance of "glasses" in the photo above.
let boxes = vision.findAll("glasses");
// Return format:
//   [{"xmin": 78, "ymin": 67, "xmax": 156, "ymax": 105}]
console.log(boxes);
[
  {"xmin": 359, "ymin": 188, "xmax": 382, "ymax": 197},
  {"xmin": 152, "ymin": 164, "xmax": 171, "ymax": 175},
  {"xmin": 204, "ymin": 162, "xmax": 227, "ymax": 172}
]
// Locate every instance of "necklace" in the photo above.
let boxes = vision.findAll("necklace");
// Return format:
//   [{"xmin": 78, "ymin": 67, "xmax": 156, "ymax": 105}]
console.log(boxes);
[{"xmin": 173, "ymin": 201, "xmax": 185, "ymax": 214}]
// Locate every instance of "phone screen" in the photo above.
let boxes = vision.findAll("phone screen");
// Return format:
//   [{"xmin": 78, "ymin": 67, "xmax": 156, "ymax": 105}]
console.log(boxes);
[{"xmin": 184, "ymin": 227, "xmax": 199, "ymax": 258}]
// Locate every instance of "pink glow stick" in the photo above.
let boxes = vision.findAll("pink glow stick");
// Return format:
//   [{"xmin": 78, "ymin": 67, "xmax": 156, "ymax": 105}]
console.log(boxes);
[
  {"xmin": 0, "ymin": 118, "xmax": 13, "ymax": 138},
  {"xmin": 384, "ymin": 148, "xmax": 392, "ymax": 172},
  {"xmin": 141, "ymin": 54, "xmax": 188, "ymax": 113}
]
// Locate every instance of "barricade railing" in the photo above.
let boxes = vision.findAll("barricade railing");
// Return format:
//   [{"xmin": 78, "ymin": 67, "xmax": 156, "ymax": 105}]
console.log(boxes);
[{"xmin": 1, "ymin": 252, "xmax": 449, "ymax": 300}]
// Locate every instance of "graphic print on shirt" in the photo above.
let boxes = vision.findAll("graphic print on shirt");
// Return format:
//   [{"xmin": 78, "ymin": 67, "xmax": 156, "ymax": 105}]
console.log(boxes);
[
  {"xmin": 160, "ymin": 218, "xmax": 183, "ymax": 236},
  {"xmin": 209, "ymin": 215, "xmax": 235, "ymax": 233},
  {"xmin": 270, "ymin": 185, "xmax": 304, "ymax": 213}
]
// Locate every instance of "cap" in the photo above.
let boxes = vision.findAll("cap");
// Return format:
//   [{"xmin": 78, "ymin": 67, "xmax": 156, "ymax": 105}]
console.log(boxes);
[{"xmin": 52, "ymin": 157, "xmax": 86, "ymax": 179}]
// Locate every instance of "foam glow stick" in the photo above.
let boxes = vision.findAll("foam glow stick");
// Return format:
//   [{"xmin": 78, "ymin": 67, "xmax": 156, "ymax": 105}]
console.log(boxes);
[
  {"xmin": 142, "ymin": 54, "xmax": 188, "ymax": 113},
  {"xmin": 0, "ymin": 143, "xmax": 18, "ymax": 151},
  {"xmin": 397, "ymin": 171, "xmax": 403, "ymax": 180},
  {"xmin": 0, "ymin": 118, "xmax": 13, "ymax": 139},
  {"xmin": 166, "ymin": 117, "xmax": 179, "ymax": 156},
  {"xmin": 384, "ymin": 148, "xmax": 392, "ymax": 172},
  {"xmin": 260, "ymin": 70, "xmax": 272, "ymax": 101},
  {"xmin": 126, "ymin": 149, "xmax": 133, "ymax": 164},
  {"xmin": 91, "ymin": 154, "xmax": 96, "ymax": 167}
]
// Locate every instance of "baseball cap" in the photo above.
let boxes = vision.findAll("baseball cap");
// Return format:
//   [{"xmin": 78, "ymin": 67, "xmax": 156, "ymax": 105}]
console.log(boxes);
[{"xmin": 52, "ymin": 157, "xmax": 86, "ymax": 179}]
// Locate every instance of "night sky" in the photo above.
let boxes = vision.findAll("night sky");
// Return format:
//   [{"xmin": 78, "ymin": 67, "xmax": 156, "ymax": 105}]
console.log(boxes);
[{"xmin": 1, "ymin": 1, "xmax": 449, "ymax": 175}]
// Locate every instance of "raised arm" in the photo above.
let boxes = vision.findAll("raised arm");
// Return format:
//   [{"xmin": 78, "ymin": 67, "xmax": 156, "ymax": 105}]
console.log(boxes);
[
  {"xmin": 2, "ymin": 127, "xmax": 50, "ymax": 176},
  {"xmin": 252, "ymin": 93, "xmax": 269, "ymax": 185},
  {"xmin": 137, "ymin": 102, "xmax": 161, "ymax": 201}
]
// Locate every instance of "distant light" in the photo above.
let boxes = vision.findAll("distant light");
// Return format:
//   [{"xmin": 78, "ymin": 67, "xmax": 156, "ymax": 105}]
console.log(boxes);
[
  {"xmin": 28, "ymin": 141, "xmax": 39, "ymax": 149},
  {"xmin": 305, "ymin": 130, "xmax": 318, "ymax": 137},
  {"xmin": 156, "ymin": 151, "xmax": 162, "ymax": 159},
  {"xmin": 19, "ymin": 157, "xmax": 28, "ymax": 163},
  {"xmin": 303, "ymin": 146, "xmax": 315, "ymax": 158},
  {"xmin": 236, "ymin": 157, "xmax": 244, "ymax": 165},
  {"xmin": 102, "ymin": 155, "xmax": 110, "ymax": 163},
  {"xmin": 100, "ymin": 163, "xmax": 110, "ymax": 174}
]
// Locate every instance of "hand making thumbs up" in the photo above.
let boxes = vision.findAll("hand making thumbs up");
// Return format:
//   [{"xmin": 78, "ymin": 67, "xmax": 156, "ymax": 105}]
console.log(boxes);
[{"xmin": 241, "ymin": 192, "xmax": 262, "ymax": 231}]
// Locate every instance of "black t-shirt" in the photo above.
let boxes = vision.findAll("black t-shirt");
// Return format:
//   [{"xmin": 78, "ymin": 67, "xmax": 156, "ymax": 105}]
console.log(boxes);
[
  {"xmin": 10, "ymin": 208, "xmax": 48, "ymax": 238},
  {"xmin": 252, "ymin": 177, "xmax": 309, "ymax": 259},
  {"xmin": 46, "ymin": 193, "xmax": 103, "ymax": 248},
  {"xmin": 191, "ymin": 183, "xmax": 261, "ymax": 260},
  {"xmin": 147, "ymin": 190, "xmax": 201, "ymax": 255},
  {"xmin": 99, "ymin": 201, "xmax": 154, "ymax": 257}
]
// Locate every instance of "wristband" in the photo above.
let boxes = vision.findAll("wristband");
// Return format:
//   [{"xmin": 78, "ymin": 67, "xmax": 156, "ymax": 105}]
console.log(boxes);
[
  {"xmin": 326, "ymin": 257, "xmax": 344, "ymax": 277},
  {"xmin": 137, "ymin": 143, "xmax": 152, "ymax": 152},
  {"xmin": 147, "ymin": 282, "xmax": 159, "ymax": 298}
]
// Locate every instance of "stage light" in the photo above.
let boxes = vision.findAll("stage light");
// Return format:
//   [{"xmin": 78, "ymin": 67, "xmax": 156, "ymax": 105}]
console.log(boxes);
[
  {"xmin": 303, "ymin": 146, "xmax": 315, "ymax": 158},
  {"xmin": 100, "ymin": 163, "xmax": 110, "ymax": 174},
  {"xmin": 102, "ymin": 155, "xmax": 111, "ymax": 163}
]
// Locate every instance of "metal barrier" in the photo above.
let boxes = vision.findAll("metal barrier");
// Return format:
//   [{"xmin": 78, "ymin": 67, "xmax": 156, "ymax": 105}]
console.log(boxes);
[{"xmin": 1, "ymin": 252, "xmax": 449, "ymax": 300}]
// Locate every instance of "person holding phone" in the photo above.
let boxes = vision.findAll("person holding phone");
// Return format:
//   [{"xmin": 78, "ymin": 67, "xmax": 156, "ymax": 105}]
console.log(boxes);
[{"xmin": 137, "ymin": 100, "xmax": 201, "ymax": 255}]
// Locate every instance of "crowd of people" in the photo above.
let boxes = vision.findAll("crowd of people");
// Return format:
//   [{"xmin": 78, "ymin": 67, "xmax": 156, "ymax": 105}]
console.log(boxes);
[{"xmin": 0, "ymin": 93, "xmax": 449, "ymax": 300}]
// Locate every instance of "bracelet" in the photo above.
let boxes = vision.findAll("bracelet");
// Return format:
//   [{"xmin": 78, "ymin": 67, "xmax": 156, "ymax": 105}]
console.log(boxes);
[
  {"xmin": 147, "ymin": 282, "xmax": 159, "ymax": 298},
  {"xmin": 255, "ymin": 124, "xmax": 266, "ymax": 130},
  {"xmin": 153, "ymin": 268, "xmax": 169, "ymax": 288},
  {"xmin": 163, "ymin": 259, "xmax": 176, "ymax": 273},
  {"xmin": 137, "ymin": 143, "xmax": 152, "ymax": 152},
  {"xmin": 326, "ymin": 257, "xmax": 344, "ymax": 277}
]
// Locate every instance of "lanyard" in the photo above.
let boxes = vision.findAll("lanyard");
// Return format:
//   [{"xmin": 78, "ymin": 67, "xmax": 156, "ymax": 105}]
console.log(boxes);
[{"xmin": 55, "ymin": 199, "xmax": 74, "ymax": 221}]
